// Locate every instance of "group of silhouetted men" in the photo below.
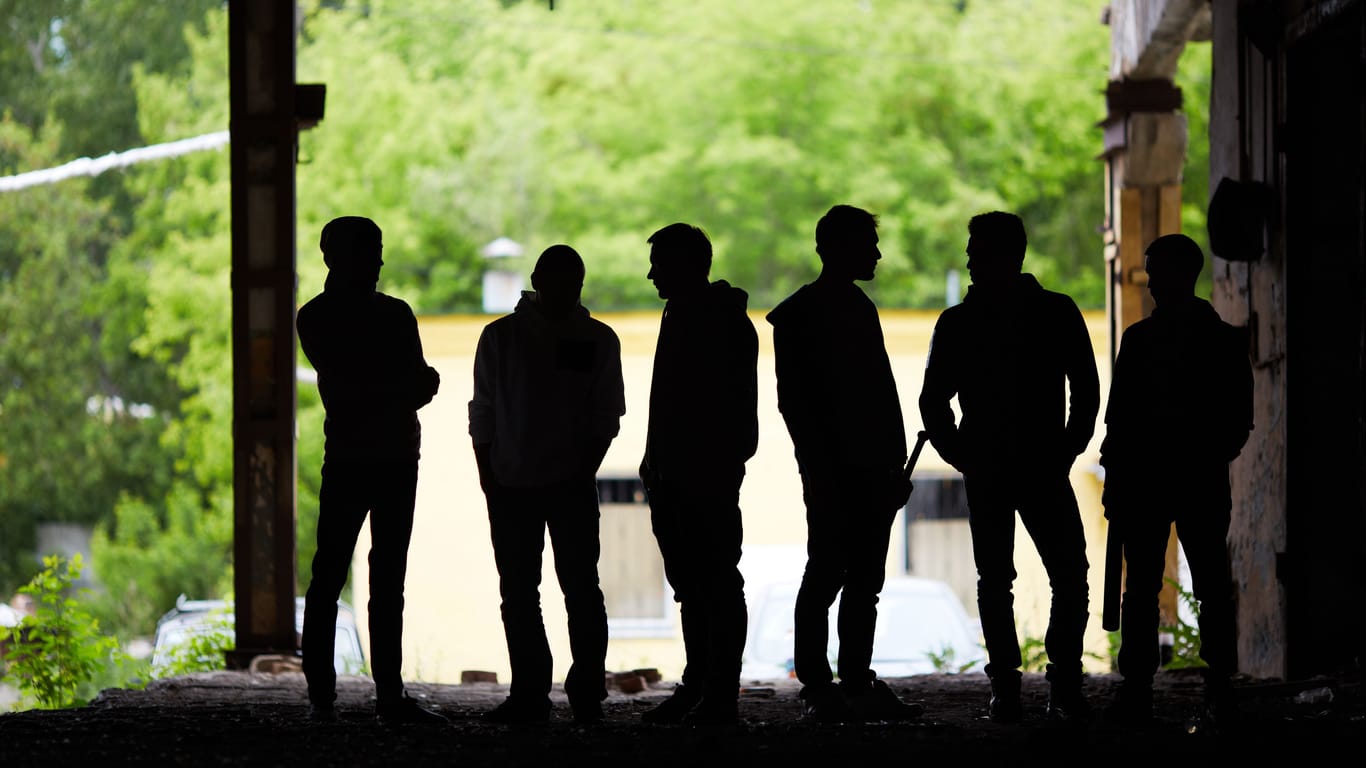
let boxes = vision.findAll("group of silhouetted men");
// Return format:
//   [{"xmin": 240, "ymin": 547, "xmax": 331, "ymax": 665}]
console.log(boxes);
[{"xmin": 296, "ymin": 208, "xmax": 1253, "ymax": 729}]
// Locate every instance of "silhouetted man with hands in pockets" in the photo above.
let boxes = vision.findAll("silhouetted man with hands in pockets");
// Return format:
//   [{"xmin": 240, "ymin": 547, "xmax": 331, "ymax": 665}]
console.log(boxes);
[
  {"xmin": 296, "ymin": 215, "xmax": 446, "ymax": 725},
  {"xmin": 767, "ymin": 205, "xmax": 921, "ymax": 724},
  {"xmin": 919, "ymin": 210, "xmax": 1099, "ymax": 724},
  {"xmin": 469, "ymin": 244, "xmax": 626, "ymax": 725},
  {"xmin": 638, "ymin": 223, "xmax": 758, "ymax": 726},
  {"xmin": 1101, "ymin": 234, "xmax": 1253, "ymax": 726}
]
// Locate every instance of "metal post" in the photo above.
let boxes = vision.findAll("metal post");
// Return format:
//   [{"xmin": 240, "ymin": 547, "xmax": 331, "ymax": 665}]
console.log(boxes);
[{"xmin": 227, "ymin": 0, "xmax": 299, "ymax": 668}]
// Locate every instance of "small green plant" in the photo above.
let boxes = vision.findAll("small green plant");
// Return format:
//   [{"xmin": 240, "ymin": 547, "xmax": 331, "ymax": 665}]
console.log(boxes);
[
  {"xmin": 1160, "ymin": 577, "xmax": 1206, "ymax": 670},
  {"xmin": 0, "ymin": 554, "xmax": 127, "ymax": 710},
  {"xmin": 1019, "ymin": 634, "xmax": 1049, "ymax": 672},
  {"xmin": 926, "ymin": 644, "xmax": 982, "ymax": 674},
  {"xmin": 151, "ymin": 607, "xmax": 234, "ymax": 678}
]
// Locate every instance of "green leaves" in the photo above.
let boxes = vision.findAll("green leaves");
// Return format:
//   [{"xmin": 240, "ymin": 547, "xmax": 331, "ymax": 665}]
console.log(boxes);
[{"xmin": 0, "ymin": 554, "xmax": 127, "ymax": 709}]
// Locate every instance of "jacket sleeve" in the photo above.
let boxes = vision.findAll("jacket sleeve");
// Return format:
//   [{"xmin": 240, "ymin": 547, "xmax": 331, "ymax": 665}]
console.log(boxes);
[
  {"xmin": 1062, "ymin": 299, "xmax": 1101, "ymax": 456},
  {"xmin": 918, "ymin": 316, "xmax": 964, "ymax": 469},
  {"xmin": 468, "ymin": 326, "xmax": 497, "ymax": 446},
  {"xmin": 773, "ymin": 320, "xmax": 834, "ymax": 469},
  {"xmin": 1219, "ymin": 324, "xmax": 1255, "ymax": 461},
  {"xmin": 406, "ymin": 306, "xmax": 440, "ymax": 410},
  {"xmin": 590, "ymin": 329, "xmax": 626, "ymax": 441}
]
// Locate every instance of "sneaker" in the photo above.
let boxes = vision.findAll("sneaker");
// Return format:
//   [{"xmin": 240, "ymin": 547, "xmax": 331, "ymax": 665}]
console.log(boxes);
[
  {"xmin": 847, "ymin": 679, "xmax": 924, "ymax": 722},
  {"xmin": 481, "ymin": 696, "xmax": 551, "ymax": 725},
  {"xmin": 800, "ymin": 683, "xmax": 848, "ymax": 724},
  {"xmin": 1046, "ymin": 685, "xmax": 1092, "ymax": 723},
  {"xmin": 376, "ymin": 694, "xmax": 449, "ymax": 725},
  {"xmin": 681, "ymin": 697, "xmax": 739, "ymax": 726},
  {"xmin": 1104, "ymin": 683, "xmax": 1154, "ymax": 726},
  {"xmin": 987, "ymin": 675, "xmax": 1023, "ymax": 724},
  {"xmin": 571, "ymin": 700, "xmax": 604, "ymax": 725},
  {"xmin": 308, "ymin": 702, "xmax": 338, "ymax": 724},
  {"xmin": 641, "ymin": 684, "xmax": 702, "ymax": 724}
]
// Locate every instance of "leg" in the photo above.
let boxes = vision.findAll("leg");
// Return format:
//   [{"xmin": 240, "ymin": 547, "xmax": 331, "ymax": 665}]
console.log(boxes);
[
  {"xmin": 1176, "ymin": 503, "xmax": 1236, "ymax": 703},
  {"xmin": 366, "ymin": 461, "xmax": 418, "ymax": 704},
  {"xmin": 303, "ymin": 461, "xmax": 370, "ymax": 707},
  {"xmin": 487, "ymin": 484, "xmax": 554, "ymax": 705},
  {"xmin": 1018, "ymin": 476, "xmax": 1090, "ymax": 690},
  {"xmin": 793, "ymin": 476, "xmax": 845, "ymax": 691},
  {"xmin": 834, "ymin": 482, "xmax": 893, "ymax": 690},
  {"xmin": 650, "ymin": 486, "xmax": 708, "ymax": 692},
  {"xmin": 963, "ymin": 473, "xmax": 1022, "ymax": 681},
  {"xmin": 546, "ymin": 477, "xmax": 609, "ymax": 712},
  {"xmin": 1115, "ymin": 514, "xmax": 1172, "ymax": 689}
]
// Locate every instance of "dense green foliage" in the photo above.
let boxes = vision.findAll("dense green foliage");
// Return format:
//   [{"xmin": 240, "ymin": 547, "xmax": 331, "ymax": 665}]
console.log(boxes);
[{"xmin": 0, "ymin": 1, "xmax": 1213, "ymax": 644}]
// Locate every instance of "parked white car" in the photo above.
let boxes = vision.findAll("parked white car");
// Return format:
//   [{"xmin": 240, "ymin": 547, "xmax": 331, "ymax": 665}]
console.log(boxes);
[
  {"xmin": 740, "ymin": 576, "xmax": 985, "ymax": 682},
  {"xmin": 150, "ymin": 595, "xmax": 366, "ymax": 676}
]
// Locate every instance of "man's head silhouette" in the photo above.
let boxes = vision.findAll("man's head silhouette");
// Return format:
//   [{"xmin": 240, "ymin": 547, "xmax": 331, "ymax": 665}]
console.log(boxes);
[
  {"xmin": 1143, "ymin": 233, "xmax": 1203, "ymax": 307},
  {"xmin": 966, "ymin": 211, "xmax": 1026, "ymax": 288},
  {"xmin": 321, "ymin": 216, "xmax": 383, "ymax": 293},
  {"xmin": 531, "ymin": 244, "xmax": 585, "ymax": 319},
  {"xmin": 815, "ymin": 205, "xmax": 881, "ymax": 282},
  {"xmin": 647, "ymin": 222, "xmax": 712, "ymax": 300}
]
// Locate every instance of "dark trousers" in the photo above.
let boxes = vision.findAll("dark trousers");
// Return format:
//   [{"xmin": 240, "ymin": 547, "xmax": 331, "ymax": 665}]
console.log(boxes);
[
  {"xmin": 963, "ymin": 471, "xmax": 1090, "ymax": 689},
  {"xmin": 648, "ymin": 469, "xmax": 748, "ymax": 702},
  {"xmin": 793, "ymin": 470, "xmax": 896, "ymax": 691},
  {"xmin": 485, "ymin": 476, "xmax": 608, "ymax": 708},
  {"xmin": 1117, "ymin": 501, "xmax": 1235, "ymax": 690},
  {"xmin": 303, "ymin": 459, "xmax": 417, "ymax": 706}
]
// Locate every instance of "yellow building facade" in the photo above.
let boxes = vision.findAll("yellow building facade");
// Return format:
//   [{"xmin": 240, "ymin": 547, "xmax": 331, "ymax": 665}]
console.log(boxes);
[{"xmin": 348, "ymin": 308, "xmax": 1113, "ymax": 685}]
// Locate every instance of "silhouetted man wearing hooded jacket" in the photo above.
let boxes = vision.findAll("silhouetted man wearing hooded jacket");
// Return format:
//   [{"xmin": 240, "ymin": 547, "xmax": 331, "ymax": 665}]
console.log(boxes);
[
  {"xmin": 297, "ymin": 215, "xmax": 445, "ymax": 725},
  {"xmin": 637, "ymin": 223, "xmax": 758, "ymax": 726}
]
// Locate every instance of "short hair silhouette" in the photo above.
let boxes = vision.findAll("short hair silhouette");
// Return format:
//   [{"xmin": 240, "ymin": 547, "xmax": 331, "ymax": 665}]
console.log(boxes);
[
  {"xmin": 968, "ymin": 211, "xmax": 1027, "ymax": 268},
  {"xmin": 533, "ymin": 244, "xmax": 586, "ymax": 283},
  {"xmin": 319, "ymin": 216, "xmax": 382, "ymax": 267},
  {"xmin": 647, "ymin": 222, "xmax": 712, "ymax": 275},
  {"xmin": 815, "ymin": 205, "xmax": 878, "ymax": 261},
  {"xmin": 1144, "ymin": 233, "xmax": 1204, "ymax": 289}
]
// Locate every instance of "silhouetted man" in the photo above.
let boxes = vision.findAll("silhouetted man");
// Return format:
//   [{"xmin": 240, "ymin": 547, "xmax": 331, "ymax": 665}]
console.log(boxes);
[
  {"xmin": 469, "ymin": 244, "xmax": 626, "ymax": 725},
  {"xmin": 767, "ymin": 205, "xmax": 921, "ymax": 723},
  {"xmin": 638, "ymin": 223, "xmax": 758, "ymax": 726},
  {"xmin": 296, "ymin": 215, "xmax": 446, "ymax": 725},
  {"xmin": 1100, "ymin": 233, "xmax": 1253, "ymax": 725},
  {"xmin": 919, "ymin": 210, "xmax": 1099, "ymax": 723}
]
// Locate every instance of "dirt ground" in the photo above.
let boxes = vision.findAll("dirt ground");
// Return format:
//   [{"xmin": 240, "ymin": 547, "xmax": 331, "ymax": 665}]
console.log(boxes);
[{"xmin": 0, "ymin": 667, "xmax": 1362, "ymax": 766}]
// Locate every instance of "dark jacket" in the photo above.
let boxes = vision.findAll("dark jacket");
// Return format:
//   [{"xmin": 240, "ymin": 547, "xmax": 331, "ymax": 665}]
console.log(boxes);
[
  {"xmin": 297, "ymin": 278, "xmax": 439, "ymax": 462},
  {"xmin": 1099, "ymin": 297, "xmax": 1253, "ymax": 509},
  {"xmin": 766, "ymin": 279, "xmax": 907, "ymax": 479},
  {"xmin": 919, "ymin": 273, "xmax": 1099, "ymax": 476},
  {"xmin": 643, "ymin": 280, "xmax": 759, "ymax": 480}
]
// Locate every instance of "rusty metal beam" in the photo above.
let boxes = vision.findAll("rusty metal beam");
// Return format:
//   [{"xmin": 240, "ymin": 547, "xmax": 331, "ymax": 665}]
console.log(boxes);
[{"xmin": 227, "ymin": 0, "xmax": 299, "ymax": 668}]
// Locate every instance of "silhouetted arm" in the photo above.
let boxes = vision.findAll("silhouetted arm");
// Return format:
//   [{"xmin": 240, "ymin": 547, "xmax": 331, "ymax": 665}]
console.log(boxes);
[
  {"xmin": 404, "ymin": 306, "xmax": 440, "ymax": 409},
  {"xmin": 583, "ymin": 331, "xmax": 626, "ymax": 477},
  {"xmin": 1220, "ymin": 325, "xmax": 1255, "ymax": 461},
  {"xmin": 919, "ymin": 319, "xmax": 965, "ymax": 471},
  {"xmin": 772, "ymin": 322, "xmax": 835, "ymax": 470},
  {"xmin": 1062, "ymin": 302, "xmax": 1101, "ymax": 457},
  {"xmin": 469, "ymin": 326, "xmax": 498, "ymax": 489}
]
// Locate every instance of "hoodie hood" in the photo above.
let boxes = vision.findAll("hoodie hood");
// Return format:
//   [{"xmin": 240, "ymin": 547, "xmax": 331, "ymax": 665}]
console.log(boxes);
[
  {"xmin": 962, "ymin": 272, "xmax": 1043, "ymax": 304},
  {"xmin": 513, "ymin": 289, "xmax": 591, "ymax": 322}
]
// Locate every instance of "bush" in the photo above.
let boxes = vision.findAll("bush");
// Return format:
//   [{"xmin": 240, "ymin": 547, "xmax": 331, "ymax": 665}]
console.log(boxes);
[{"xmin": 0, "ymin": 554, "xmax": 129, "ymax": 709}]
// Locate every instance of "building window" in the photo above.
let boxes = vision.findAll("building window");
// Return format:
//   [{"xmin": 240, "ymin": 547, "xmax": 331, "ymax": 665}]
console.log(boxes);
[
  {"xmin": 901, "ymin": 473, "xmax": 976, "ymax": 615},
  {"xmin": 597, "ymin": 476, "xmax": 672, "ymax": 638}
]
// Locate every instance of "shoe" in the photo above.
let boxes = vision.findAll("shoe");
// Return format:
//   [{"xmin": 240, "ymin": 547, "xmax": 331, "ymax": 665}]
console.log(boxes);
[
  {"xmin": 308, "ymin": 702, "xmax": 338, "ymax": 723},
  {"xmin": 987, "ymin": 675, "xmax": 1023, "ymax": 724},
  {"xmin": 1104, "ymin": 683, "xmax": 1154, "ymax": 726},
  {"xmin": 681, "ymin": 697, "xmax": 739, "ymax": 726},
  {"xmin": 1046, "ymin": 685, "xmax": 1092, "ymax": 723},
  {"xmin": 481, "ymin": 696, "xmax": 551, "ymax": 725},
  {"xmin": 571, "ymin": 700, "xmax": 604, "ymax": 725},
  {"xmin": 800, "ymin": 683, "xmax": 848, "ymax": 724},
  {"xmin": 376, "ymin": 694, "xmax": 449, "ymax": 725},
  {"xmin": 641, "ymin": 684, "xmax": 701, "ymax": 724},
  {"xmin": 847, "ymin": 679, "xmax": 924, "ymax": 721}
]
